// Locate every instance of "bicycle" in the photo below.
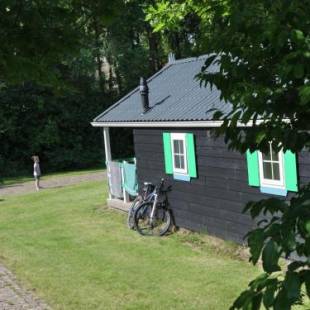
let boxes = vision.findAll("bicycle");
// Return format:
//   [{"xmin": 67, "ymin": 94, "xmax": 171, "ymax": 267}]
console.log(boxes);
[
  {"xmin": 133, "ymin": 179, "xmax": 172, "ymax": 236},
  {"xmin": 127, "ymin": 182, "xmax": 155, "ymax": 229}
]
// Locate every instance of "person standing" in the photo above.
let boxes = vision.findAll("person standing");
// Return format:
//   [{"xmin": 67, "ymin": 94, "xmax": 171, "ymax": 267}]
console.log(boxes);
[{"xmin": 32, "ymin": 155, "xmax": 41, "ymax": 191}]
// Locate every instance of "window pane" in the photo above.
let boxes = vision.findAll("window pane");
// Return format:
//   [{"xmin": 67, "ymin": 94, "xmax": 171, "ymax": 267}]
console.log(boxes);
[
  {"xmin": 173, "ymin": 140, "xmax": 179, "ymax": 153},
  {"xmin": 272, "ymin": 163, "xmax": 280, "ymax": 180},
  {"xmin": 262, "ymin": 151, "xmax": 271, "ymax": 161},
  {"xmin": 179, "ymin": 155, "xmax": 185, "ymax": 169},
  {"xmin": 263, "ymin": 162, "xmax": 272, "ymax": 179},
  {"xmin": 179, "ymin": 140, "xmax": 184, "ymax": 155},
  {"xmin": 174, "ymin": 155, "xmax": 180, "ymax": 168},
  {"xmin": 271, "ymin": 149, "xmax": 279, "ymax": 161}
]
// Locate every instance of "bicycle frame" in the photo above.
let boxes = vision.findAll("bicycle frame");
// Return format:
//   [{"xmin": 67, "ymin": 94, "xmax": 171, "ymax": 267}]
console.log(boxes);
[
  {"xmin": 149, "ymin": 179, "xmax": 165, "ymax": 225},
  {"xmin": 149, "ymin": 193, "xmax": 158, "ymax": 225},
  {"xmin": 141, "ymin": 183, "xmax": 156, "ymax": 202}
]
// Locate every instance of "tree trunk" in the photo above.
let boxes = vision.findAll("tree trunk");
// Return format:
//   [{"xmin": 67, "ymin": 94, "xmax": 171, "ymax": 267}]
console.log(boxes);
[
  {"xmin": 93, "ymin": 17, "xmax": 105, "ymax": 93},
  {"xmin": 115, "ymin": 66, "xmax": 122, "ymax": 94},
  {"xmin": 173, "ymin": 32, "xmax": 182, "ymax": 59},
  {"xmin": 146, "ymin": 24, "xmax": 162, "ymax": 73},
  {"xmin": 166, "ymin": 30, "xmax": 182, "ymax": 59}
]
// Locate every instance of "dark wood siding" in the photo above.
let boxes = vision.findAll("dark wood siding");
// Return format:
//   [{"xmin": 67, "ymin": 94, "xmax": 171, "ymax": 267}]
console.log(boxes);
[{"xmin": 133, "ymin": 128, "xmax": 310, "ymax": 243}]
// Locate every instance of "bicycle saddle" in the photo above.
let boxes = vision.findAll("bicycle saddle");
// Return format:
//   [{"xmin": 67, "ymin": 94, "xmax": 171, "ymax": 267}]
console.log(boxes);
[{"xmin": 143, "ymin": 182, "xmax": 153, "ymax": 186}]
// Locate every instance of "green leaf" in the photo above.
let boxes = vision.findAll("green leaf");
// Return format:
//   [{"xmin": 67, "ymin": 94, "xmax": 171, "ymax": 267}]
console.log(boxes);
[
  {"xmin": 249, "ymin": 273, "xmax": 269, "ymax": 290},
  {"xmin": 274, "ymin": 289, "xmax": 290, "ymax": 310},
  {"xmin": 305, "ymin": 220, "xmax": 310, "ymax": 235},
  {"xmin": 292, "ymin": 29, "xmax": 305, "ymax": 41},
  {"xmin": 203, "ymin": 54, "xmax": 217, "ymax": 70},
  {"xmin": 262, "ymin": 240, "xmax": 281, "ymax": 273},
  {"xmin": 251, "ymin": 293, "xmax": 263, "ymax": 310},
  {"xmin": 230, "ymin": 290, "xmax": 253, "ymax": 309},
  {"xmin": 248, "ymin": 229, "xmax": 265, "ymax": 265},
  {"xmin": 263, "ymin": 281, "xmax": 278, "ymax": 307},
  {"xmin": 294, "ymin": 64, "xmax": 304, "ymax": 79},
  {"xmin": 153, "ymin": 22, "xmax": 166, "ymax": 32},
  {"xmin": 255, "ymin": 131, "xmax": 266, "ymax": 144},
  {"xmin": 304, "ymin": 270, "xmax": 310, "ymax": 297},
  {"xmin": 288, "ymin": 261, "xmax": 305, "ymax": 271},
  {"xmin": 283, "ymin": 272, "xmax": 301, "ymax": 302},
  {"xmin": 213, "ymin": 110, "xmax": 223, "ymax": 119}
]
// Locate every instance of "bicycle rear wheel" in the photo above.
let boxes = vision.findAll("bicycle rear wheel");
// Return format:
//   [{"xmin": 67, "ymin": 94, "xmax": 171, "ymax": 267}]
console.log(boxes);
[{"xmin": 134, "ymin": 202, "xmax": 171, "ymax": 236}]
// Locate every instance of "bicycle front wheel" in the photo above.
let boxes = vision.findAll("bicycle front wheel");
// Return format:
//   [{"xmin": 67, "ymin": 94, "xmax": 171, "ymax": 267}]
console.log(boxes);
[
  {"xmin": 127, "ymin": 196, "xmax": 142, "ymax": 229},
  {"xmin": 134, "ymin": 202, "xmax": 171, "ymax": 236}
]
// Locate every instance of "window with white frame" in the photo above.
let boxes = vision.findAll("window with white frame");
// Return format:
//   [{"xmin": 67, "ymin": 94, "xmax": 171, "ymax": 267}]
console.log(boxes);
[
  {"xmin": 258, "ymin": 142, "xmax": 285, "ymax": 188},
  {"xmin": 171, "ymin": 133, "xmax": 188, "ymax": 175}
]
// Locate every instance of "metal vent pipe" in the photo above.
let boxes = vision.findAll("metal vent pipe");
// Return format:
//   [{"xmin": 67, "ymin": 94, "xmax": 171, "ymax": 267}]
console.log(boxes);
[{"xmin": 139, "ymin": 77, "xmax": 149, "ymax": 113}]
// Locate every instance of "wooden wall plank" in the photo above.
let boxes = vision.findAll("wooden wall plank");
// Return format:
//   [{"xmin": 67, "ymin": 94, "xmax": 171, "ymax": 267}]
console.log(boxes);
[{"xmin": 133, "ymin": 128, "xmax": 310, "ymax": 243}]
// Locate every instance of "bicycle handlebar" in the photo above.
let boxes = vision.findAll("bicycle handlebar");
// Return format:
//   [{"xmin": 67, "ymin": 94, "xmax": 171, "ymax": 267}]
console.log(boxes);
[
  {"xmin": 142, "ymin": 178, "xmax": 171, "ymax": 194},
  {"xmin": 156, "ymin": 178, "xmax": 172, "ymax": 194}
]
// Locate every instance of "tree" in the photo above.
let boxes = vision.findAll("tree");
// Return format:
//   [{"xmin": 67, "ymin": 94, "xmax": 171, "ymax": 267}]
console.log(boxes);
[
  {"xmin": 0, "ymin": 0, "xmax": 121, "ymax": 87},
  {"xmin": 147, "ymin": 0, "xmax": 310, "ymax": 308},
  {"xmin": 0, "ymin": 0, "xmax": 77, "ymax": 86},
  {"xmin": 0, "ymin": 0, "xmax": 158, "ymax": 177}
]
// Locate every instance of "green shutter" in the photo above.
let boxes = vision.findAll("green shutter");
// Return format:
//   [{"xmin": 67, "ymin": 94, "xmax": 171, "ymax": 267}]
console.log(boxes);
[
  {"xmin": 246, "ymin": 150, "xmax": 260, "ymax": 186},
  {"xmin": 163, "ymin": 133, "xmax": 173, "ymax": 174},
  {"xmin": 186, "ymin": 133, "xmax": 197, "ymax": 178},
  {"xmin": 284, "ymin": 150, "xmax": 298, "ymax": 192}
]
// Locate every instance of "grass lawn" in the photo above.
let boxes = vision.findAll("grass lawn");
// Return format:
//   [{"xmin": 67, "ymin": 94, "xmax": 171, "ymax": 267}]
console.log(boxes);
[
  {"xmin": 0, "ymin": 181, "xmax": 307, "ymax": 309},
  {"xmin": 1, "ymin": 166, "xmax": 105, "ymax": 186}
]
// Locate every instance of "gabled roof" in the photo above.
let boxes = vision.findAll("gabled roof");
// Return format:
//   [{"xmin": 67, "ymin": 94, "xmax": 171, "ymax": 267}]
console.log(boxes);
[{"xmin": 92, "ymin": 55, "xmax": 232, "ymax": 127}]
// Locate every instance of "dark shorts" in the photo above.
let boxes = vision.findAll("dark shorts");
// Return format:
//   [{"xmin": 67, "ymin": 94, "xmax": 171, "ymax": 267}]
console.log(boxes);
[{"xmin": 34, "ymin": 175, "xmax": 41, "ymax": 180}]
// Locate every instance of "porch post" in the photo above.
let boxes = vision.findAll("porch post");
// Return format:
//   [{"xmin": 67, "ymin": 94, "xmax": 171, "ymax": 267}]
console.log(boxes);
[
  {"xmin": 121, "ymin": 163, "xmax": 130, "ymax": 204},
  {"xmin": 103, "ymin": 127, "xmax": 112, "ymax": 199}
]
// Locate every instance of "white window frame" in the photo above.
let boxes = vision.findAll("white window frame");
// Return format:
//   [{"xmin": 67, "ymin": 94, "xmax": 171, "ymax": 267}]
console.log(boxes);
[
  {"xmin": 171, "ymin": 133, "xmax": 188, "ymax": 175},
  {"xmin": 258, "ymin": 143, "xmax": 285, "ymax": 189}
]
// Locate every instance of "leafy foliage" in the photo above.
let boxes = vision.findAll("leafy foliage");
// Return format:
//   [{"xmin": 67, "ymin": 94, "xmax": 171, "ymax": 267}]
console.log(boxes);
[
  {"xmin": 148, "ymin": 0, "xmax": 310, "ymax": 153},
  {"xmin": 0, "ymin": 83, "xmax": 105, "ymax": 175},
  {"xmin": 146, "ymin": 0, "xmax": 207, "ymax": 57},
  {"xmin": 1, "ymin": 0, "xmax": 204, "ymax": 177},
  {"xmin": 231, "ymin": 185, "xmax": 310, "ymax": 309},
  {"xmin": 198, "ymin": 0, "xmax": 310, "ymax": 154},
  {"xmin": 148, "ymin": 0, "xmax": 310, "ymax": 309},
  {"xmin": 0, "ymin": 0, "xmax": 121, "ymax": 86}
]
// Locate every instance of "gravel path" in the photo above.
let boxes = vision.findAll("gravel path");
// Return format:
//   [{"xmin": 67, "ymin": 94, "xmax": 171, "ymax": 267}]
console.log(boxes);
[
  {"xmin": 0, "ymin": 171, "xmax": 107, "ymax": 309},
  {"xmin": 0, "ymin": 171, "xmax": 106, "ymax": 196},
  {"xmin": 0, "ymin": 265, "xmax": 50, "ymax": 310}
]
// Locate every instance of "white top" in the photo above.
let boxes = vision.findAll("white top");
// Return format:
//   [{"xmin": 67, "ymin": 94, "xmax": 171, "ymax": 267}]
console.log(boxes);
[{"xmin": 33, "ymin": 162, "xmax": 41, "ymax": 177}]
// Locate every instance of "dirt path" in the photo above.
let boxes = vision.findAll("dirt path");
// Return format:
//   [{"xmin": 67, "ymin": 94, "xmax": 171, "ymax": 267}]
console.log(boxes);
[{"xmin": 0, "ymin": 171, "xmax": 106, "ymax": 196}]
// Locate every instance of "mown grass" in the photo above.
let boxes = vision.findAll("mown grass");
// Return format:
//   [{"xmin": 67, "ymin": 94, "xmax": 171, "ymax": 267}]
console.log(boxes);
[
  {"xmin": 1, "ymin": 167, "xmax": 105, "ymax": 186},
  {"xmin": 0, "ymin": 181, "xmax": 307, "ymax": 309}
]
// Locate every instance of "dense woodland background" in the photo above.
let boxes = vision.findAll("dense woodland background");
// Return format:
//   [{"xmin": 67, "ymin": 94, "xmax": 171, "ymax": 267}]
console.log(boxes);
[{"xmin": 0, "ymin": 0, "xmax": 203, "ymax": 177}]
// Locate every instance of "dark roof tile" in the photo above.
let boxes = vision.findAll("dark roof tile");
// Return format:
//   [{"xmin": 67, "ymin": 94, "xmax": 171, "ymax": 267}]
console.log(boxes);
[{"xmin": 93, "ymin": 55, "xmax": 231, "ymax": 123}]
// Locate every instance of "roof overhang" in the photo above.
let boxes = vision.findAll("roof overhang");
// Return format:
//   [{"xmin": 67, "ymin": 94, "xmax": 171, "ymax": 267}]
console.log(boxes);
[{"xmin": 90, "ymin": 120, "xmax": 273, "ymax": 128}]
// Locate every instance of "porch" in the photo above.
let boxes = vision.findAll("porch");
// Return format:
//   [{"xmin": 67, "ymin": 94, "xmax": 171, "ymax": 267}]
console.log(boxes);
[
  {"xmin": 107, "ymin": 199, "xmax": 132, "ymax": 212},
  {"xmin": 103, "ymin": 127, "xmax": 137, "ymax": 212}
]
